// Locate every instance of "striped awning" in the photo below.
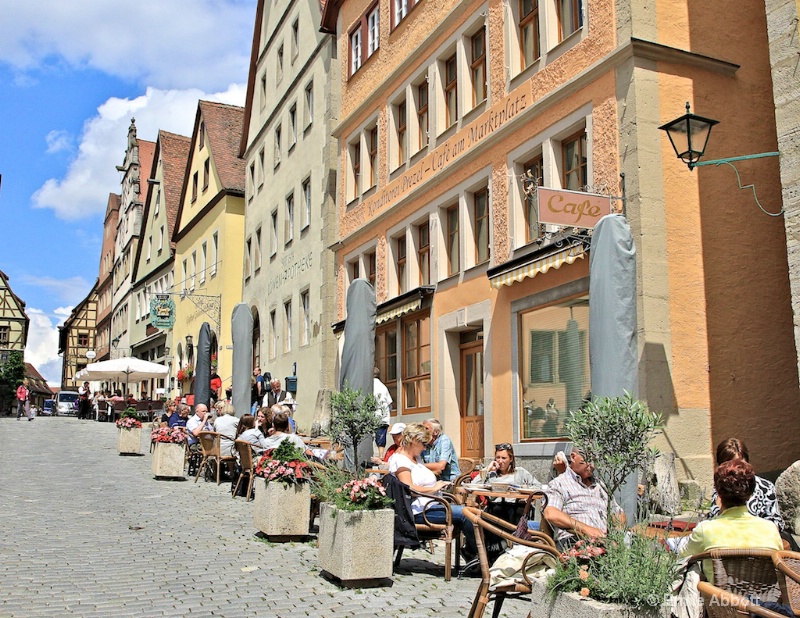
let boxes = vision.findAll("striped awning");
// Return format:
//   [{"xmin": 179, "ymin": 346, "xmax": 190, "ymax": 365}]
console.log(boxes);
[
  {"xmin": 489, "ymin": 243, "xmax": 587, "ymax": 288},
  {"xmin": 376, "ymin": 298, "xmax": 422, "ymax": 324}
]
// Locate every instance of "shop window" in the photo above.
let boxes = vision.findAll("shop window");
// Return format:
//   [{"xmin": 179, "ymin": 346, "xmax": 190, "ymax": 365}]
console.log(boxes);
[
  {"xmin": 403, "ymin": 312, "xmax": 431, "ymax": 412},
  {"xmin": 376, "ymin": 326, "xmax": 398, "ymax": 413}
]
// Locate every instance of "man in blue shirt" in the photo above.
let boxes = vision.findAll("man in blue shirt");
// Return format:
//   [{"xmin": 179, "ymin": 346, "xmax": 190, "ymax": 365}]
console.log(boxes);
[
  {"xmin": 422, "ymin": 419, "xmax": 461, "ymax": 482},
  {"xmin": 167, "ymin": 403, "xmax": 189, "ymax": 428}
]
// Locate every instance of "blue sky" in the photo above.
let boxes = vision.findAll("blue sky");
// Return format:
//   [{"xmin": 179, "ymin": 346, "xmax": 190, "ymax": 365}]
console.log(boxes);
[{"xmin": 0, "ymin": 0, "xmax": 254, "ymax": 384}]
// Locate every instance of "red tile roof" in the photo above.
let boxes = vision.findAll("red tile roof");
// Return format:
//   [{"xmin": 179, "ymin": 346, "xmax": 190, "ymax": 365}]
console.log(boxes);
[
  {"xmin": 199, "ymin": 101, "xmax": 245, "ymax": 192},
  {"xmin": 158, "ymin": 131, "xmax": 192, "ymax": 252},
  {"xmin": 138, "ymin": 139, "xmax": 156, "ymax": 183}
]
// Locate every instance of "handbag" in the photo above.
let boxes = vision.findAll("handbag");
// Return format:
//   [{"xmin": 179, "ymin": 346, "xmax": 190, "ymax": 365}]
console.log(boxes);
[{"xmin": 513, "ymin": 494, "xmax": 536, "ymax": 541}]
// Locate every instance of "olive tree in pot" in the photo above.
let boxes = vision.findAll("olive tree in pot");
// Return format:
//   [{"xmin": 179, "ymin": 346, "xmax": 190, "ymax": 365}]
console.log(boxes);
[{"xmin": 328, "ymin": 384, "xmax": 381, "ymax": 477}]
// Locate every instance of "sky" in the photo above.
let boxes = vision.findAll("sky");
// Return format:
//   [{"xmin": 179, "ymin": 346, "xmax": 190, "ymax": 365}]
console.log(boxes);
[{"xmin": 0, "ymin": 0, "xmax": 255, "ymax": 386}]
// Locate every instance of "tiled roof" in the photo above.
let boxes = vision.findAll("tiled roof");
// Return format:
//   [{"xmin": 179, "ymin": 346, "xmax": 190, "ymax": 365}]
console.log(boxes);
[
  {"xmin": 158, "ymin": 131, "xmax": 191, "ymax": 252},
  {"xmin": 138, "ymin": 139, "xmax": 156, "ymax": 183},
  {"xmin": 24, "ymin": 363, "xmax": 53, "ymax": 397},
  {"xmin": 104, "ymin": 193, "xmax": 121, "ymax": 221},
  {"xmin": 199, "ymin": 101, "xmax": 245, "ymax": 192}
]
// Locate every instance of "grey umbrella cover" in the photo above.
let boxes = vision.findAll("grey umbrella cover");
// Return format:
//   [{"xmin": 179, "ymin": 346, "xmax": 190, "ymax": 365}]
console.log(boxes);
[
  {"xmin": 231, "ymin": 303, "xmax": 253, "ymax": 418},
  {"xmin": 194, "ymin": 322, "xmax": 212, "ymax": 409}
]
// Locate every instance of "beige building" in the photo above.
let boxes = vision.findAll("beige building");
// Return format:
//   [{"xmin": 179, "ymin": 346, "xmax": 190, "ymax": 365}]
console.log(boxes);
[
  {"xmin": 239, "ymin": 0, "xmax": 340, "ymax": 430},
  {"xmin": 172, "ymin": 101, "xmax": 246, "ymax": 399},
  {"xmin": 58, "ymin": 282, "xmax": 98, "ymax": 388},
  {"xmin": 321, "ymin": 0, "xmax": 800, "ymax": 484}
]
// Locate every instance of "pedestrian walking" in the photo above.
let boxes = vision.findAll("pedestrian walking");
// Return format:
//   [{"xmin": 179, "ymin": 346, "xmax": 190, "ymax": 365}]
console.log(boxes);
[{"xmin": 16, "ymin": 379, "xmax": 30, "ymax": 421}]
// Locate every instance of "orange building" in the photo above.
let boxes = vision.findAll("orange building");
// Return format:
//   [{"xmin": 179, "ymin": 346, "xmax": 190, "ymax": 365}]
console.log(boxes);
[{"xmin": 321, "ymin": 0, "xmax": 800, "ymax": 485}]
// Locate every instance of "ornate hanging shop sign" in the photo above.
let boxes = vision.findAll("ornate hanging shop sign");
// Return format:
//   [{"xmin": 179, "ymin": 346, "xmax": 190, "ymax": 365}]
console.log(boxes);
[
  {"xmin": 150, "ymin": 296, "xmax": 176, "ymax": 329},
  {"xmin": 536, "ymin": 187, "xmax": 612, "ymax": 229}
]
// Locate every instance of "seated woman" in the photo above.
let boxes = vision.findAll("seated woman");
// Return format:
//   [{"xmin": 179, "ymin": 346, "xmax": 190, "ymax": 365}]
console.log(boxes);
[
  {"xmin": 680, "ymin": 458, "xmax": 782, "ymax": 581},
  {"xmin": 234, "ymin": 414, "xmax": 270, "ymax": 457},
  {"xmin": 388, "ymin": 423, "xmax": 477, "ymax": 560},
  {"xmin": 256, "ymin": 406, "xmax": 272, "ymax": 437},
  {"xmin": 262, "ymin": 412, "xmax": 308, "ymax": 452},
  {"xmin": 486, "ymin": 443, "xmax": 540, "ymax": 486}
]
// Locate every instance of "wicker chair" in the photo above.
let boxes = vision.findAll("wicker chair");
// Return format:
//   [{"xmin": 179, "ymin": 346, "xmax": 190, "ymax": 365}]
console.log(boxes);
[
  {"xmin": 686, "ymin": 548, "xmax": 784, "ymax": 604},
  {"xmin": 397, "ymin": 489, "xmax": 459, "ymax": 582},
  {"xmin": 194, "ymin": 431, "xmax": 236, "ymax": 485},
  {"xmin": 232, "ymin": 440, "xmax": 257, "ymax": 501},
  {"xmin": 459, "ymin": 458, "xmax": 476, "ymax": 475},
  {"xmin": 772, "ymin": 550, "xmax": 800, "ymax": 615},
  {"xmin": 697, "ymin": 581, "xmax": 788, "ymax": 618},
  {"xmin": 463, "ymin": 506, "xmax": 560, "ymax": 618}
]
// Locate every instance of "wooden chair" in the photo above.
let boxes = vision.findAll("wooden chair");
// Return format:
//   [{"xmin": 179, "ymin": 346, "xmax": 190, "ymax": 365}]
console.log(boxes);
[
  {"xmin": 697, "ymin": 581, "xmax": 788, "ymax": 618},
  {"xmin": 463, "ymin": 506, "xmax": 559, "ymax": 618},
  {"xmin": 194, "ymin": 431, "xmax": 236, "ymax": 485},
  {"xmin": 232, "ymin": 439, "xmax": 256, "ymax": 501},
  {"xmin": 686, "ymin": 548, "xmax": 784, "ymax": 604},
  {"xmin": 772, "ymin": 550, "xmax": 800, "ymax": 615}
]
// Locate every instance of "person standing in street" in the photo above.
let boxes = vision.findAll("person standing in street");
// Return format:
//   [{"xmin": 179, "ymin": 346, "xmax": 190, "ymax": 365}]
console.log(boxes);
[
  {"xmin": 16, "ymin": 379, "xmax": 30, "ymax": 421},
  {"xmin": 373, "ymin": 367, "xmax": 393, "ymax": 459},
  {"xmin": 78, "ymin": 381, "xmax": 91, "ymax": 420}
]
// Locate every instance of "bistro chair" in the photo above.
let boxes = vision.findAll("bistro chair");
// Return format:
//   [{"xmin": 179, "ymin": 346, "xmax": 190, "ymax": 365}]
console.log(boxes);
[
  {"xmin": 697, "ymin": 581, "xmax": 787, "ymax": 618},
  {"xmin": 463, "ymin": 506, "xmax": 559, "ymax": 618},
  {"xmin": 232, "ymin": 439, "xmax": 256, "ymax": 501},
  {"xmin": 686, "ymin": 548, "xmax": 783, "ymax": 604},
  {"xmin": 194, "ymin": 431, "xmax": 236, "ymax": 485},
  {"xmin": 772, "ymin": 550, "xmax": 800, "ymax": 615}
]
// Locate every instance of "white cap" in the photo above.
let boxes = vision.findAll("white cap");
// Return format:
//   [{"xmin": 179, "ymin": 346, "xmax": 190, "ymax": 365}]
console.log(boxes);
[
  {"xmin": 388, "ymin": 422, "xmax": 406, "ymax": 435},
  {"xmin": 283, "ymin": 394, "xmax": 297, "ymax": 407}
]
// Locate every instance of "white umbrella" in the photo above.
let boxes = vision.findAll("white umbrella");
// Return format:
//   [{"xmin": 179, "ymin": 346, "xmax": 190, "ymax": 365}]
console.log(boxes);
[{"xmin": 76, "ymin": 356, "xmax": 170, "ymax": 394}]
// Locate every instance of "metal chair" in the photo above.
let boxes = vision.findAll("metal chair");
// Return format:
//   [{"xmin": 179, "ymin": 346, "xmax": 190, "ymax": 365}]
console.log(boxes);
[
  {"xmin": 194, "ymin": 431, "xmax": 236, "ymax": 485},
  {"xmin": 232, "ymin": 439, "xmax": 256, "ymax": 501},
  {"xmin": 772, "ymin": 550, "xmax": 800, "ymax": 615},
  {"xmin": 697, "ymin": 581, "xmax": 788, "ymax": 618}
]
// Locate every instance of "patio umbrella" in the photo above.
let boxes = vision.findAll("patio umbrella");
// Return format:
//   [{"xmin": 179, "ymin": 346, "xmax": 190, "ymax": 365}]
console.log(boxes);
[
  {"xmin": 76, "ymin": 357, "xmax": 170, "ymax": 397},
  {"xmin": 194, "ymin": 322, "xmax": 212, "ymax": 409},
  {"xmin": 562, "ymin": 310, "xmax": 583, "ymax": 419},
  {"xmin": 231, "ymin": 303, "xmax": 253, "ymax": 418}
]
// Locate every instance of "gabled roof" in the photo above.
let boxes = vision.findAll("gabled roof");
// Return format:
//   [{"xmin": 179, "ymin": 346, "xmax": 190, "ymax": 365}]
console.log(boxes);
[
  {"xmin": 239, "ymin": 0, "xmax": 267, "ymax": 158},
  {"xmin": 104, "ymin": 193, "xmax": 120, "ymax": 222},
  {"xmin": 25, "ymin": 363, "xmax": 53, "ymax": 397},
  {"xmin": 320, "ymin": 0, "xmax": 342, "ymax": 34},
  {"xmin": 0, "ymin": 270, "xmax": 30, "ymax": 346},
  {"xmin": 138, "ymin": 139, "xmax": 156, "ymax": 186},
  {"xmin": 200, "ymin": 100, "xmax": 246, "ymax": 193}
]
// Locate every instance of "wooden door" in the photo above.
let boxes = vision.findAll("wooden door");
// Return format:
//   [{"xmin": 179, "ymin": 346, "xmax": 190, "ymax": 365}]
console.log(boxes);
[{"xmin": 460, "ymin": 341, "xmax": 484, "ymax": 459}]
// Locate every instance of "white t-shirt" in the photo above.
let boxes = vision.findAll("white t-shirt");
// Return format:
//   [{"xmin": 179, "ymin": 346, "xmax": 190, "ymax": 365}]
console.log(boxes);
[
  {"xmin": 373, "ymin": 378, "xmax": 393, "ymax": 425},
  {"xmin": 263, "ymin": 432, "xmax": 307, "ymax": 452},
  {"xmin": 388, "ymin": 452, "xmax": 438, "ymax": 515}
]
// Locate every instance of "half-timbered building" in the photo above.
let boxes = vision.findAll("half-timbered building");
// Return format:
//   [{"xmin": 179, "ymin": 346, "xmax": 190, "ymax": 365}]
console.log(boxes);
[
  {"xmin": 58, "ymin": 282, "xmax": 98, "ymax": 389},
  {"xmin": 0, "ymin": 270, "xmax": 29, "ymax": 364}
]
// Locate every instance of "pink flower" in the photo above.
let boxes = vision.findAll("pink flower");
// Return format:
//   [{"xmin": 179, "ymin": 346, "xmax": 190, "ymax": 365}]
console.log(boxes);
[{"xmin": 580, "ymin": 588, "xmax": 590, "ymax": 597}]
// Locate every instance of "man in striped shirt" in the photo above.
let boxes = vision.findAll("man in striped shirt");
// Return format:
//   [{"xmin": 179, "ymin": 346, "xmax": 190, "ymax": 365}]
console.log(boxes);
[{"xmin": 544, "ymin": 450, "xmax": 625, "ymax": 548}]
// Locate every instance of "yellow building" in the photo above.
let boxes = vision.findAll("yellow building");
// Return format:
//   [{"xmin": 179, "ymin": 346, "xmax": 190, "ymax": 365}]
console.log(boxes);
[{"xmin": 172, "ymin": 101, "xmax": 246, "ymax": 399}]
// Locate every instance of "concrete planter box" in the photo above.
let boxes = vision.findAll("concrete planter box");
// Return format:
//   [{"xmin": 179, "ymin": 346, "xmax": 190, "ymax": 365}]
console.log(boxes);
[
  {"xmin": 117, "ymin": 427, "xmax": 142, "ymax": 455},
  {"xmin": 530, "ymin": 577, "xmax": 670, "ymax": 618},
  {"xmin": 252, "ymin": 478, "xmax": 311, "ymax": 539},
  {"xmin": 318, "ymin": 503, "xmax": 394, "ymax": 587},
  {"xmin": 151, "ymin": 443, "xmax": 185, "ymax": 478}
]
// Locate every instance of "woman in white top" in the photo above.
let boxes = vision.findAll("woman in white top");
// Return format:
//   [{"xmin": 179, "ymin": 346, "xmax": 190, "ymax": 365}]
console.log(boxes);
[{"xmin": 388, "ymin": 422, "xmax": 476, "ymax": 559}]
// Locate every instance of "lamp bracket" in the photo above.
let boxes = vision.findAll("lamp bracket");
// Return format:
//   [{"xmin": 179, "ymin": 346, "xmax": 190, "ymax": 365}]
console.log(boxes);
[
  {"xmin": 693, "ymin": 155, "xmax": 784, "ymax": 217},
  {"xmin": 689, "ymin": 151, "xmax": 780, "ymax": 169}
]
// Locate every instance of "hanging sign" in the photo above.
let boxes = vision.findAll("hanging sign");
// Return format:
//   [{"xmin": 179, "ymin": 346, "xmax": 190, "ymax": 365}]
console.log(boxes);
[
  {"xmin": 150, "ymin": 296, "xmax": 176, "ymax": 329},
  {"xmin": 536, "ymin": 187, "xmax": 612, "ymax": 229}
]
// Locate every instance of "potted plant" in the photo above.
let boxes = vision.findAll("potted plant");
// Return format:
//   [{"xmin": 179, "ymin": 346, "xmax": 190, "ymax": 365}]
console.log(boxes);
[
  {"xmin": 252, "ymin": 441, "xmax": 313, "ymax": 540},
  {"xmin": 536, "ymin": 393, "xmax": 676, "ymax": 616},
  {"xmin": 116, "ymin": 407, "xmax": 143, "ymax": 455},
  {"xmin": 150, "ymin": 426, "xmax": 187, "ymax": 479},
  {"xmin": 328, "ymin": 384, "xmax": 382, "ymax": 475},
  {"xmin": 316, "ymin": 470, "xmax": 395, "ymax": 586}
]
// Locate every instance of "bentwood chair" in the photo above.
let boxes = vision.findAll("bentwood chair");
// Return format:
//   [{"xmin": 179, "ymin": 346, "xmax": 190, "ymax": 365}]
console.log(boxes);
[
  {"xmin": 697, "ymin": 581, "xmax": 788, "ymax": 618},
  {"xmin": 232, "ymin": 439, "xmax": 256, "ymax": 501},
  {"xmin": 686, "ymin": 549, "xmax": 784, "ymax": 604},
  {"xmin": 194, "ymin": 431, "xmax": 236, "ymax": 485},
  {"xmin": 772, "ymin": 550, "xmax": 800, "ymax": 615}
]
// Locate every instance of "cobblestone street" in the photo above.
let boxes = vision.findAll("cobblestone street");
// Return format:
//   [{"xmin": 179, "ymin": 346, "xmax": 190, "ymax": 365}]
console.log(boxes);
[{"xmin": 0, "ymin": 417, "xmax": 528, "ymax": 617}]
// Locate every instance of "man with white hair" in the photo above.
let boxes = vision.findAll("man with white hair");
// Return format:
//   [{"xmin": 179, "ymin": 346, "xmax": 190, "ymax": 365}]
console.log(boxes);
[
  {"xmin": 422, "ymin": 418, "xmax": 461, "ymax": 482},
  {"xmin": 186, "ymin": 403, "xmax": 213, "ymax": 452}
]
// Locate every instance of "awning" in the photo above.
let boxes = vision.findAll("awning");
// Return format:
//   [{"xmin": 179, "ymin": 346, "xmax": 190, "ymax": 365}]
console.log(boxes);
[
  {"xmin": 376, "ymin": 298, "xmax": 421, "ymax": 324},
  {"xmin": 489, "ymin": 242, "xmax": 588, "ymax": 288}
]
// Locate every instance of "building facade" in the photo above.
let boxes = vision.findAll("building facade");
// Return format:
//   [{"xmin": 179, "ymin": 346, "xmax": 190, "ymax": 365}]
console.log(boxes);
[
  {"xmin": 321, "ymin": 0, "xmax": 800, "ymax": 484},
  {"xmin": 0, "ymin": 270, "xmax": 29, "ymax": 364},
  {"xmin": 58, "ymin": 282, "xmax": 98, "ymax": 389},
  {"xmin": 172, "ymin": 101, "xmax": 246, "ymax": 399},
  {"xmin": 240, "ymin": 0, "xmax": 341, "ymax": 431},
  {"xmin": 96, "ymin": 194, "xmax": 120, "ymax": 362}
]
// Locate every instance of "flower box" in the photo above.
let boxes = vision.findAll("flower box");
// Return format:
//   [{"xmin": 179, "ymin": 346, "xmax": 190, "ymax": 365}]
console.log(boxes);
[
  {"xmin": 252, "ymin": 478, "xmax": 311, "ymax": 539},
  {"xmin": 317, "ymin": 503, "xmax": 394, "ymax": 586},
  {"xmin": 530, "ymin": 577, "xmax": 670, "ymax": 618},
  {"xmin": 117, "ymin": 427, "xmax": 142, "ymax": 455},
  {"xmin": 151, "ymin": 442, "xmax": 185, "ymax": 478}
]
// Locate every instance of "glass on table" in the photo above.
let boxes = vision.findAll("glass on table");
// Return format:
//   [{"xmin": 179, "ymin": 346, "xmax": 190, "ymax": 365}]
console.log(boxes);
[{"xmin": 478, "ymin": 457, "xmax": 494, "ymax": 483}]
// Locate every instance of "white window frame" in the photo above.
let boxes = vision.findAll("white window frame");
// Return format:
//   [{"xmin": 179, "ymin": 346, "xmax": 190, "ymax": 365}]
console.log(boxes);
[{"xmin": 368, "ymin": 5, "xmax": 380, "ymax": 56}]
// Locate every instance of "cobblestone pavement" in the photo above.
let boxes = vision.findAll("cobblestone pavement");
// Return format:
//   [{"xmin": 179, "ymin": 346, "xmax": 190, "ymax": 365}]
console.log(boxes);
[{"xmin": 0, "ymin": 417, "xmax": 530, "ymax": 618}]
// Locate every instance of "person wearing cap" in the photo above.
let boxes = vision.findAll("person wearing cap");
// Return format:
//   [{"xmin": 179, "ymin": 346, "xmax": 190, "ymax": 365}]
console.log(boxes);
[
  {"xmin": 370, "ymin": 422, "xmax": 405, "ymax": 468},
  {"xmin": 372, "ymin": 367, "xmax": 393, "ymax": 459},
  {"xmin": 282, "ymin": 394, "xmax": 298, "ymax": 433}
]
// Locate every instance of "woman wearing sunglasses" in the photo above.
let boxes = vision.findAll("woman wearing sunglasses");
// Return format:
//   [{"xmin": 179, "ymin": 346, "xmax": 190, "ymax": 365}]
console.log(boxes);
[{"xmin": 486, "ymin": 443, "xmax": 539, "ymax": 486}]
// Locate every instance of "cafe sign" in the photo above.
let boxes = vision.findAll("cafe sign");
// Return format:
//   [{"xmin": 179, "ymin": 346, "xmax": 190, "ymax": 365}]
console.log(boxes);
[
  {"xmin": 150, "ymin": 296, "xmax": 176, "ymax": 329},
  {"xmin": 536, "ymin": 187, "xmax": 612, "ymax": 229}
]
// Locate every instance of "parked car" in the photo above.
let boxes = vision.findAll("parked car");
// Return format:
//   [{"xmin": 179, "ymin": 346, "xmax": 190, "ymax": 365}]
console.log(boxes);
[
  {"xmin": 41, "ymin": 399, "xmax": 55, "ymax": 416},
  {"xmin": 55, "ymin": 391, "xmax": 79, "ymax": 416}
]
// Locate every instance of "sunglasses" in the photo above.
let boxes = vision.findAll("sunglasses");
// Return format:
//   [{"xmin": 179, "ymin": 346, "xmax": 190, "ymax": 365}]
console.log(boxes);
[{"xmin": 495, "ymin": 443, "xmax": 513, "ymax": 451}]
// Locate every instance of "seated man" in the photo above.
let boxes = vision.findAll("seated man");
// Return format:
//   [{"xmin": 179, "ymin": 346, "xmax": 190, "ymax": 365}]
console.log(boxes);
[
  {"xmin": 422, "ymin": 419, "xmax": 461, "ymax": 482},
  {"xmin": 167, "ymin": 403, "xmax": 189, "ymax": 428},
  {"xmin": 544, "ymin": 450, "xmax": 625, "ymax": 549},
  {"xmin": 262, "ymin": 412, "xmax": 310, "ymax": 454},
  {"xmin": 186, "ymin": 404, "xmax": 213, "ymax": 452}
]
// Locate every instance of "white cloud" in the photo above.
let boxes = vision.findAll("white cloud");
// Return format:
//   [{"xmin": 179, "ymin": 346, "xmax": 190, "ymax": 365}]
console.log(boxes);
[
  {"xmin": 32, "ymin": 84, "xmax": 246, "ymax": 220},
  {"xmin": 53, "ymin": 306, "xmax": 73, "ymax": 320},
  {"xmin": 24, "ymin": 308, "xmax": 63, "ymax": 385},
  {"xmin": 18, "ymin": 275, "xmax": 92, "ymax": 306},
  {"xmin": 45, "ymin": 129, "xmax": 72, "ymax": 154},
  {"xmin": 0, "ymin": 0, "xmax": 254, "ymax": 91}
]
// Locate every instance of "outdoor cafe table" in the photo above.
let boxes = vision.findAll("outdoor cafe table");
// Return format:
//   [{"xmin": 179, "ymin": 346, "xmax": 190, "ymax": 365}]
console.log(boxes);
[{"xmin": 463, "ymin": 488, "xmax": 543, "ymax": 508}]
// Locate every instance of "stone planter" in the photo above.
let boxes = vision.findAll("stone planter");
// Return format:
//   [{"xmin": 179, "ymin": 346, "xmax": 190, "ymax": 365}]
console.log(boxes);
[
  {"xmin": 530, "ymin": 577, "xmax": 670, "ymax": 618},
  {"xmin": 117, "ymin": 427, "xmax": 142, "ymax": 455},
  {"xmin": 317, "ymin": 503, "xmax": 394, "ymax": 587},
  {"xmin": 252, "ymin": 478, "xmax": 311, "ymax": 539},
  {"xmin": 151, "ymin": 442, "xmax": 186, "ymax": 478}
]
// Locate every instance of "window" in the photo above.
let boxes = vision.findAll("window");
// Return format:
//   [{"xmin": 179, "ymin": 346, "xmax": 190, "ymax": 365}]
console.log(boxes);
[
  {"xmin": 199, "ymin": 122, "xmax": 205, "ymax": 150},
  {"xmin": 200, "ymin": 241, "xmax": 207, "ymax": 283},
  {"xmin": 520, "ymin": 0, "xmax": 540, "ymax": 68},
  {"xmin": 369, "ymin": 126, "xmax": 378, "ymax": 188},
  {"xmin": 285, "ymin": 193, "xmax": 294, "ymax": 244},
  {"xmin": 376, "ymin": 326, "xmax": 398, "ymax": 412},
  {"xmin": 191, "ymin": 172, "xmax": 198, "ymax": 202},
  {"xmin": 271, "ymin": 211, "xmax": 278, "ymax": 256},
  {"xmin": 301, "ymin": 290, "xmax": 310, "ymax": 345},
  {"xmin": 519, "ymin": 297, "xmax": 589, "ymax": 440},
  {"xmin": 417, "ymin": 222, "xmax": 430, "ymax": 285},
  {"xmin": 284, "ymin": 300, "xmax": 292, "ymax": 352},
  {"xmin": 277, "ymin": 45, "xmax": 284, "ymax": 81},
  {"xmin": 245, "ymin": 238, "xmax": 252, "ymax": 279},
  {"xmin": 269, "ymin": 310, "xmax": 277, "ymax": 359},
  {"xmin": 368, "ymin": 5, "xmax": 380, "ymax": 56},
  {"xmin": 417, "ymin": 82, "xmax": 429, "ymax": 150},
  {"xmin": 211, "ymin": 232, "xmax": 218, "ymax": 276},
  {"xmin": 474, "ymin": 188, "xmax": 490, "ymax": 264},
  {"xmin": 304, "ymin": 82, "xmax": 314, "ymax": 127},
  {"xmin": 350, "ymin": 139, "xmax": 362, "ymax": 198},
  {"xmin": 445, "ymin": 54, "xmax": 459, "ymax": 127},
  {"xmin": 155, "ymin": 188, "xmax": 161, "ymax": 215},
  {"xmin": 446, "ymin": 204, "xmax": 460, "ymax": 275},
  {"xmin": 350, "ymin": 28, "xmax": 363, "ymax": 75},
  {"xmin": 394, "ymin": 0, "xmax": 408, "ymax": 26},
  {"xmin": 351, "ymin": 260, "xmax": 360, "ymax": 282},
  {"xmin": 289, "ymin": 105, "xmax": 297, "ymax": 148},
  {"xmin": 291, "ymin": 19, "xmax": 299, "ymax": 61},
  {"xmin": 146, "ymin": 236, "xmax": 152, "ymax": 261},
  {"xmin": 559, "ymin": 0, "xmax": 583, "ymax": 40},
  {"xmin": 191, "ymin": 251, "xmax": 197, "ymax": 289},
  {"xmin": 396, "ymin": 235, "xmax": 407, "ymax": 294},
  {"xmin": 255, "ymin": 230, "xmax": 262, "ymax": 271},
  {"xmin": 158, "ymin": 226, "xmax": 164, "ymax": 254},
  {"xmin": 396, "ymin": 99, "xmax": 407, "ymax": 166},
  {"xmin": 471, "ymin": 28, "xmax": 487, "ymax": 106},
  {"xmin": 562, "ymin": 131, "xmax": 587, "ymax": 190},
  {"xmin": 203, "ymin": 158, "xmax": 210, "ymax": 190},
  {"xmin": 403, "ymin": 313, "xmax": 431, "ymax": 411},
  {"xmin": 249, "ymin": 162, "xmax": 256, "ymax": 193},
  {"xmin": 78, "ymin": 332, "xmax": 89, "ymax": 347},
  {"xmin": 302, "ymin": 178, "xmax": 312, "ymax": 229},
  {"xmin": 274, "ymin": 126, "xmax": 282, "ymax": 167},
  {"xmin": 367, "ymin": 251, "xmax": 377, "ymax": 287},
  {"xmin": 260, "ymin": 73, "xmax": 267, "ymax": 108},
  {"xmin": 523, "ymin": 155, "xmax": 543, "ymax": 242},
  {"xmin": 258, "ymin": 149, "xmax": 265, "ymax": 187}
]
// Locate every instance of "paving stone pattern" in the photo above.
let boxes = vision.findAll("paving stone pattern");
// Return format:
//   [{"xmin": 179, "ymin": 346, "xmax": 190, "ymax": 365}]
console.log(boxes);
[{"xmin": 0, "ymin": 418, "xmax": 527, "ymax": 617}]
